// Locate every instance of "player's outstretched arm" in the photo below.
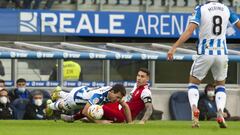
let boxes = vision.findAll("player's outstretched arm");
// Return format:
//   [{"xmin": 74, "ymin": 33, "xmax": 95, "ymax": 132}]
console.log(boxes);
[
  {"xmin": 139, "ymin": 103, "xmax": 153, "ymax": 124},
  {"xmin": 167, "ymin": 23, "xmax": 198, "ymax": 61},
  {"xmin": 119, "ymin": 100, "xmax": 133, "ymax": 123}
]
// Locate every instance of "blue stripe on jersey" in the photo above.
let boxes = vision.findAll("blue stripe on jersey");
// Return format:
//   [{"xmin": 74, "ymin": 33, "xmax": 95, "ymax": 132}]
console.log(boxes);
[
  {"xmin": 217, "ymin": 39, "xmax": 221, "ymax": 55},
  {"xmin": 88, "ymin": 91, "xmax": 109, "ymax": 105},
  {"xmin": 201, "ymin": 39, "xmax": 207, "ymax": 54},
  {"xmin": 209, "ymin": 39, "xmax": 214, "ymax": 55},
  {"xmin": 73, "ymin": 90, "xmax": 83, "ymax": 100},
  {"xmin": 223, "ymin": 40, "xmax": 227, "ymax": 55},
  {"xmin": 229, "ymin": 9, "xmax": 240, "ymax": 24},
  {"xmin": 73, "ymin": 87, "xmax": 89, "ymax": 103},
  {"xmin": 88, "ymin": 93, "xmax": 103, "ymax": 105},
  {"xmin": 190, "ymin": 5, "xmax": 201, "ymax": 25}
]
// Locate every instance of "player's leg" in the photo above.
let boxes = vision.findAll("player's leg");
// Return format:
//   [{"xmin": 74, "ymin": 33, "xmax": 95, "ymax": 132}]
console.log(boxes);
[
  {"xmin": 61, "ymin": 87, "xmax": 91, "ymax": 122},
  {"xmin": 212, "ymin": 55, "xmax": 228, "ymax": 128},
  {"xmin": 48, "ymin": 100, "xmax": 64, "ymax": 111},
  {"xmin": 51, "ymin": 86, "xmax": 65, "ymax": 101},
  {"xmin": 188, "ymin": 76, "xmax": 201, "ymax": 128},
  {"xmin": 189, "ymin": 55, "xmax": 213, "ymax": 127},
  {"xmin": 61, "ymin": 109, "xmax": 85, "ymax": 122},
  {"xmin": 102, "ymin": 103, "xmax": 126, "ymax": 123},
  {"xmin": 215, "ymin": 80, "xmax": 227, "ymax": 128}
]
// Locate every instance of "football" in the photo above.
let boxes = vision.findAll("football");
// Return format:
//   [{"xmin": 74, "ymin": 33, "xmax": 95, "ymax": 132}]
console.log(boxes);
[{"xmin": 87, "ymin": 105, "xmax": 104, "ymax": 120}]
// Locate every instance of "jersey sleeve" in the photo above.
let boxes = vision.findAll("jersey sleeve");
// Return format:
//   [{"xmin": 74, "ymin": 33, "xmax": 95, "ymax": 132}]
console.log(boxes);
[
  {"xmin": 140, "ymin": 89, "xmax": 152, "ymax": 103},
  {"xmin": 88, "ymin": 93, "xmax": 102, "ymax": 105},
  {"xmin": 190, "ymin": 5, "xmax": 201, "ymax": 25},
  {"xmin": 229, "ymin": 9, "xmax": 239, "ymax": 25}
]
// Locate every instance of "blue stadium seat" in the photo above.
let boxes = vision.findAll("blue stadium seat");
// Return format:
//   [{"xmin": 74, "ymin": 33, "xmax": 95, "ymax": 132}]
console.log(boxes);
[
  {"xmin": 12, "ymin": 98, "xmax": 29, "ymax": 120},
  {"xmin": 169, "ymin": 91, "xmax": 191, "ymax": 120}
]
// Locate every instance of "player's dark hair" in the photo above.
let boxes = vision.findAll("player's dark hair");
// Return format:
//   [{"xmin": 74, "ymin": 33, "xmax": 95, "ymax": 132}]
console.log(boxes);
[
  {"xmin": 16, "ymin": 78, "xmax": 26, "ymax": 84},
  {"xmin": 204, "ymin": 83, "xmax": 215, "ymax": 95},
  {"xmin": 111, "ymin": 84, "xmax": 126, "ymax": 96},
  {"xmin": 139, "ymin": 68, "xmax": 150, "ymax": 76}
]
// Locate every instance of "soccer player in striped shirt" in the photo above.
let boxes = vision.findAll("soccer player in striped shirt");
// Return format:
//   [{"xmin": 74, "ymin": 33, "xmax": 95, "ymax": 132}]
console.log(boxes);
[
  {"xmin": 167, "ymin": 0, "xmax": 240, "ymax": 128},
  {"xmin": 46, "ymin": 84, "xmax": 132, "ymax": 123}
]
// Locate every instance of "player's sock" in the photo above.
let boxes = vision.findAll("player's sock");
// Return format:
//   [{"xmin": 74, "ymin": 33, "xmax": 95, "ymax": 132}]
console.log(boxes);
[
  {"xmin": 188, "ymin": 83, "xmax": 200, "ymax": 128},
  {"xmin": 49, "ymin": 101, "xmax": 61, "ymax": 111},
  {"xmin": 73, "ymin": 110, "xmax": 85, "ymax": 120},
  {"xmin": 188, "ymin": 83, "xmax": 199, "ymax": 109},
  {"xmin": 215, "ymin": 85, "xmax": 226, "ymax": 112}
]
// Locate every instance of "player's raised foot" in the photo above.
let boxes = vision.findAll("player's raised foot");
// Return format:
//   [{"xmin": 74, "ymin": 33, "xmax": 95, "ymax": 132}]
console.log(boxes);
[
  {"xmin": 45, "ymin": 99, "xmax": 53, "ymax": 117},
  {"xmin": 217, "ymin": 111, "xmax": 227, "ymax": 128},
  {"xmin": 192, "ymin": 107, "xmax": 200, "ymax": 128},
  {"xmin": 61, "ymin": 114, "xmax": 74, "ymax": 123},
  {"xmin": 51, "ymin": 86, "xmax": 62, "ymax": 101}
]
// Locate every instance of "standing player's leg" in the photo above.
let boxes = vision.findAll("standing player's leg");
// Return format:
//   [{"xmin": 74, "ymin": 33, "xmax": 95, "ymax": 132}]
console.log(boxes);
[
  {"xmin": 188, "ymin": 76, "xmax": 200, "ymax": 128},
  {"xmin": 212, "ymin": 55, "xmax": 228, "ymax": 128},
  {"xmin": 189, "ymin": 55, "xmax": 213, "ymax": 128}
]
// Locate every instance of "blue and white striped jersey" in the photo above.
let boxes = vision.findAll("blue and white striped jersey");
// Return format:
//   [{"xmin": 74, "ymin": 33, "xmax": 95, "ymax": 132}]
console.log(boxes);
[
  {"xmin": 73, "ymin": 86, "xmax": 111, "ymax": 105},
  {"xmin": 190, "ymin": 2, "xmax": 239, "ymax": 55}
]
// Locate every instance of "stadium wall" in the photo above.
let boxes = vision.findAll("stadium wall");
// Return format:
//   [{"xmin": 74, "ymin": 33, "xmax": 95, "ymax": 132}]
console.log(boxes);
[{"xmin": 145, "ymin": 86, "xmax": 240, "ymax": 120}]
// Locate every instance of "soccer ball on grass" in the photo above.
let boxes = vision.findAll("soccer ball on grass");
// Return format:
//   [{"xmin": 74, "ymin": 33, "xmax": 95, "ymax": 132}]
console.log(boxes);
[{"xmin": 87, "ymin": 105, "xmax": 104, "ymax": 120}]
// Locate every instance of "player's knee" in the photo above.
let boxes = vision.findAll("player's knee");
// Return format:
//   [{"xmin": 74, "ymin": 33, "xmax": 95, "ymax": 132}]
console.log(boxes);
[{"xmin": 189, "ymin": 76, "xmax": 201, "ymax": 84}]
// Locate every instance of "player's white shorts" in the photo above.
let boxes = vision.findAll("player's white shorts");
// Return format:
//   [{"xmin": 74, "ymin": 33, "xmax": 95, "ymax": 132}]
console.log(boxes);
[
  {"xmin": 62, "ymin": 86, "xmax": 86, "ymax": 111},
  {"xmin": 190, "ymin": 55, "xmax": 228, "ymax": 81}
]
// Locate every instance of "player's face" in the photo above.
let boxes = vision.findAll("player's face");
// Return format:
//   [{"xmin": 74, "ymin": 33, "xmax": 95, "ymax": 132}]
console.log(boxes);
[
  {"xmin": 136, "ymin": 71, "xmax": 149, "ymax": 87},
  {"xmin": 108, "ymin": 91, "xmax": 123, "ymax": 103}
]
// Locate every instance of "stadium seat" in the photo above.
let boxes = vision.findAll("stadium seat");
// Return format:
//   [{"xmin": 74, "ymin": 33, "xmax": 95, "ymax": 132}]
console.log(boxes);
[
  {"xmin": 169, "ymin": 91, "xmax": 191, "ymax": 120},
  {"xmin": 12, "ymin": 98, "xmax": 29, "ymax": 120}
]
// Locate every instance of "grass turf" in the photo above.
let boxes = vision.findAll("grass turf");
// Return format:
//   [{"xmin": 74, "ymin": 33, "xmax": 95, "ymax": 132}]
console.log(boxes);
[{"xmin": 0, "ymin": 120, "xmax": 240, "ymax": 135}]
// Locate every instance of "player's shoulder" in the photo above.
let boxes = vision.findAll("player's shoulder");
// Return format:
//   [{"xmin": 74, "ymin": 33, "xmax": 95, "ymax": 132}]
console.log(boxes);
[
  {"xmin": 194, "ymin": 4, "xmax": 202, "ymax": 10},
  {"xmin": 142, "ymin": 85, "xmax": 151, "ymax": 94}
]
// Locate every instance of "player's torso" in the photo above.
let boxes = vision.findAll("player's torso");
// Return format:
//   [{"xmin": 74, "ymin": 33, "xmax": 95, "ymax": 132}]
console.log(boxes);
[
  {"xmin": 126, "ymin": 85, "xmax": 148, "ymax": 117},
  {"xmin": 73, "ymin": 86, "xmax": 111, "ymax": 105},
  {"xmin": 197, "ymin": 2, "xmax": 230, "ymax": 55},
  {"xmin": 63, "ymin": 86, "xmax": 111, "ymax": 111}
]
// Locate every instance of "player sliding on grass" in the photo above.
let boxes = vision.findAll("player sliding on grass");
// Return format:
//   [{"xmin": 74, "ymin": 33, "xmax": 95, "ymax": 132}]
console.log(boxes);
[
  {"xmin": 61, "ymin": 68, "xmax": 153, "ymax": 124},
  {"xmin": 46, "ymin": 84, "xmax": 132, "ymax": 124},
  {"xmin": 167, "ymin": 0, "xmax": 240, "ymax": 128}
]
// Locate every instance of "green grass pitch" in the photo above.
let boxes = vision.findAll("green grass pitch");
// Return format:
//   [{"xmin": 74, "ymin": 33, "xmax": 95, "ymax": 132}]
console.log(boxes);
[{"xmin": 0, "ymin": 120, "xmax": 240, "ymax": 135}]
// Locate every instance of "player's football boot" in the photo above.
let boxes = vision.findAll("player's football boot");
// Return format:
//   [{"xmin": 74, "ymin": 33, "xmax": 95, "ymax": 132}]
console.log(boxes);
[
  {"xmin": 45, "ymin": 99, "xmax": 53, "ymax": 117},
  {"xmin": 217, "ymin": 111, "xmax": 227, "ymax": 128},
  {"xmin": 61, "ymin": 114, "xmax": 74, "ymax": 123},
  {"xmin": 192, "ymin": 108, "xmax": 200, "ymax": 128},
  {"xmin": 51, "ymin": 86, "xmax": 62, "ymax": 101}
]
